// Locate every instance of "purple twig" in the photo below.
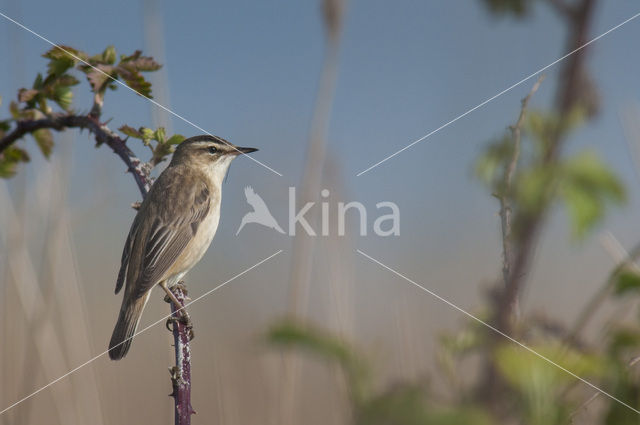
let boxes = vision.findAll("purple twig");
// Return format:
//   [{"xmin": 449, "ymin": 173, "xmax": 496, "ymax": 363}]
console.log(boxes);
[{"xmin": 168, "ymin": 285, "xmax": 195, "ymax": 425}]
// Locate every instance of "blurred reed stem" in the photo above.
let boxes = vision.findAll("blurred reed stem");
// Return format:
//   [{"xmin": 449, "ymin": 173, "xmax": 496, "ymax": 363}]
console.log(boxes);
[{"xmin": 281, "ymin": 1, "xmax": 346, "ymax": 424}]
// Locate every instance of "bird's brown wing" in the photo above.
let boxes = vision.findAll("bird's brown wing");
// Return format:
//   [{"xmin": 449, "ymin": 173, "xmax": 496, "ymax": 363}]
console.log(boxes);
[
  {"xmin": 115, "ymin": 212, "xmax": 139, "ymax": 294},
  {"xmin": 116, "ymin": 167, "xmax": 211, "ymax": 300},
  {"xmin": 133, "ymin": 179, "xmax": 211, "ymax": 299}
]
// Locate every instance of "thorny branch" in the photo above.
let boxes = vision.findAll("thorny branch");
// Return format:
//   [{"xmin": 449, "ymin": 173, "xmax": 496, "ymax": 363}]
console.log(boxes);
[
  {"xmin": 167, "ymin": 285, "xmax": 196, "ymax": 425},
  {"xmin": 497, "ymin": 75, "xmax": 544, "ymax": 300},
  {"xmin": 480, "ymin": 0, "xmax": 598, "ymax": 413},
  {"xmin": 0, "ymin": 100, "xmax": 193, "ymax": 425},
  {"xmin": 0, "ymin": 113, "xmax": 152, "ymax": 194},
  {"xmin": 496, "ymin": 0, "xmax": 596, "ymax": 335}
]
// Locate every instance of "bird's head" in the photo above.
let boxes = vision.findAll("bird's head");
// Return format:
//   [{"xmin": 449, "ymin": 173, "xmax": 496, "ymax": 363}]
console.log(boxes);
[{"xmin": 170, "ymin": 135, "xmax": 258, "ymax": 181}]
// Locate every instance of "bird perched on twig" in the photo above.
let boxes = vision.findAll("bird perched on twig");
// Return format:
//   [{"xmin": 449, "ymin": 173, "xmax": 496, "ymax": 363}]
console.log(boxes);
[{"xmin": 108, "ymin": 135, "xmax": 257, "ymax": 360}]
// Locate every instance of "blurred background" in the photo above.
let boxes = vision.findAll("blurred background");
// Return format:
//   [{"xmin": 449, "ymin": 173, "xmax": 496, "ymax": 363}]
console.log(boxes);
[{"xmin": 2, "ymin": 0, "xmax": 640, "ymax": 424}]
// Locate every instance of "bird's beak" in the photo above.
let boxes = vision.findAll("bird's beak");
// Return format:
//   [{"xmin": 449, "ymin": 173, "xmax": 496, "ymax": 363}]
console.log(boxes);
[{"xmin": 231, "ymin": 146, "xmax": 258, "ymax": 156}]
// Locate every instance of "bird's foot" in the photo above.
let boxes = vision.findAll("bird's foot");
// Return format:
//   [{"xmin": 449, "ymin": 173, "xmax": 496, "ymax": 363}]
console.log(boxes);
[
  {"xmin": 178, "ymin": 311, "xmax": 195, "ymax": 341},
  {"xmin": 166, "ymin": 315, "xmax": 179, "ymax": 332},
  {"xmin": 165, "ymin": 311, "xmax": 194, "ymax": 341},
  {"xmin": 174, "ymin": 281, "xmax": 188, "ymax": 295}
]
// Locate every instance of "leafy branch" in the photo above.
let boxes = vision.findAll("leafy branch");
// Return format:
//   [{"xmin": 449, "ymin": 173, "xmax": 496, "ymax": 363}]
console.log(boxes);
[
  {"xmin": 0, "ymin": 44, "xmax": 191, "ymax": 425},
  {"xmin": 268, "ymin": 320, "xmax": 492, "ymax": 425},
  {"xmin": 0, "ymin": 45, "xmax": 181, "ymax": 180}
]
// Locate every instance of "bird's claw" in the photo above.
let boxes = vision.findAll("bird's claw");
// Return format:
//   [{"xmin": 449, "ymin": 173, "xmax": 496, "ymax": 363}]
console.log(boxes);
[
  {"xmin": 166, "ymin": 316, "xmax": 179, "ymax": 331},
  {"xmin": 165, "ymin": 312, "xmax": 194, "ymax": 340},
  {"xmin": 174, "ymin": 281, "xmax": 188, "ymax": 295},
  {"xmin": 178, "ymin": 313, "xmax": 195, "ymax": 341}
]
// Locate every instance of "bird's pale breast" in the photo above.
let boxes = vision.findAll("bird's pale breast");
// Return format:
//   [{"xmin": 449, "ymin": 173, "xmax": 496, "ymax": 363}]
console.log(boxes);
[{"xmin": 163, "ymin": 198, "xmax": 221, "ymax": 287}]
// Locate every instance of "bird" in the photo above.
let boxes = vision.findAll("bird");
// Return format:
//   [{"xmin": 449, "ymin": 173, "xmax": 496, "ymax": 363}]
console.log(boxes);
[
  {"xmin": 108, "ymin": 134, "xmax": 257, "ymax": 360},
  {"xmin": 236, "ymin": 186, "xmax": 285, "ymax": 235}
]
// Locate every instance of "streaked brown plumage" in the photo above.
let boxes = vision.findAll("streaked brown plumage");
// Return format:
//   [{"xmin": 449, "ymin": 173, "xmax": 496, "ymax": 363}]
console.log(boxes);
[{"xmin": 108, "ymin": 135, "xmax": 257, "ymax": 360}]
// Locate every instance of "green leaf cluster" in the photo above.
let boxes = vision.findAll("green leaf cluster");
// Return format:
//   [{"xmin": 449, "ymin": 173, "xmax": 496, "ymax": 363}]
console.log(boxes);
[
  {"xmin": 557, "ymin": 151, "xmax": 625, "ymax": 239},
  {"xmin": 495, "ymin": 343, "xmax": 606, "ymax": 425},
  {"xmin": 613, "ymin": 268, "xmax": 640, "ymax": 296},
  {"xmin": 0, "ymin": 96, "xmax": 29, "ymax": 177},
  {"xmin": 268, "ymin": 320, "xmax": 491, "ymax": 425},
  {"xmin": 476, "ymin": 107, "xmax": 625, "ymax": 241},
  {"xmin": 78, "ymin": 46, "xmax": 161, "ymax": 98},
  {"xmin": 119, "ymin": 125, "xmax": 184, "ymax": 166},
  {"xmin": 0, "ymin": 145, "xmax": 30, "ymax": 178},
  {"xmin": 0, "ymin": 45, "xmax": 163, "ymax": 179}
]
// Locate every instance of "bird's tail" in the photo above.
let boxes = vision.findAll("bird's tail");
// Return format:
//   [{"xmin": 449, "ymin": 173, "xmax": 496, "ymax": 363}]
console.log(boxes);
[{"xmin": 108, "ymin": 292, "xmax": 150, "ymax": 360}]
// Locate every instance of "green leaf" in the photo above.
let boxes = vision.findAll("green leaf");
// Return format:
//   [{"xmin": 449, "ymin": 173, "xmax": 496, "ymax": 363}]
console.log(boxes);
[
  {"xmin": 268, "ymin": 320, "xmax": 370, "ymax": 403},
  {"xmin": 154, "ymin": 127, "xmax": 166, "ymax": 143},
  {"xmin": 604, "ymin": 366, "xmax": 640, "ymax": 425},
  {"xmin": 608, "ymin": 327, "xmax": 640, "ymax": 356},
  {"xmin": 33, "ymin": 129, "xmax": 54, "ymax": 158},
  {"xmin": 119, "ymin": 50, "xmax": 161, "ymax": 71},
  {"xmin": 85, "ymin": 64, "xmax": 114, "ymax": 93},
  {"xmin": 114, "ymin": 51, "xmax": 160, "ymax": 98},
  {"xmin": 614, "ymin": 269, "xmax": 640, "ymax": 296},
  {"xmin": 151, "ymin": 142, "xmax": 174, "ymax": 165},
  {"xmin": 558, "ymin": 151, "xmax": 626, "ymax": 239},
  {"xmin": 47, "ymin": 57, "xmax": 75, "ymax": 77},
  {"xmin": 497, "ymin": 343, "xmax": 605, "ymax": 389},
  {"xmin": 9, "ymin": 101, "xmax": 20, "ymax": 119},
  {"xmin": 43, "ymin": 45, "xmax": 87, "ymax": 62},
  {"xmin": 167, "ymin": 134, "xmax": 185, "ymax": 145},
  {"xmin": 33, "ymin": 73, "xmax": 44, "ymax": 90},
  {"xmin": 496, "ymin": 343, "xmax": 606, "ymax": 425},
  {"xmin": 102, "ymin": 45, "xmax": 117, "ymax": 64},
  {"xmin": 439, "ymin": 328, "xmax": 483, "ymax": 355},
  {"xmin": 269, "ymin": 321, "xmax": 360, "ymax": 368},
  {"xmin": 0, "ymin": 146, "xmax": 30, "ymax": 178},
  {"xmin": 140, "ymin": 127, "xmax": 155, "ymax": 142},
  {"xmin": 56, "ymin": 74, "xmax": 80, "ymax": 87},
  {"xmin": 475, "ymin": 135, "xmax": 514, "ymax": 188},
  {"xmin": 116, "ymin": 67, "xmax": 153, "ymax": 97},
  {"xmin": 52, "ymin": 85, "xmax": 73, "ymax": 111},
  {"xmin": 514, "ymin": 164, "xmax": 555, "ymax": 215},
  {"xmin": 119, "ymin": 125, "xmax": 143, "ymax": 139},
  {"xmin": 18, "ymin": 88, "xmax": 39, "ymax": 103},
  {"xmin": 17, "ymin": 108, "xmax": 44, "ymax": 121},
  {"xmin": 42, "ymin": 46, "xmax": 86, "ymax": 77}
]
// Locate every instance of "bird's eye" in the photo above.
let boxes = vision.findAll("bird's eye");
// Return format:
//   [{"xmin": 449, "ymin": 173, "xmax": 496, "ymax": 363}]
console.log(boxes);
[{"xmin": 208, "ymin": 146, "xmax": 218, "ymax": 154}]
